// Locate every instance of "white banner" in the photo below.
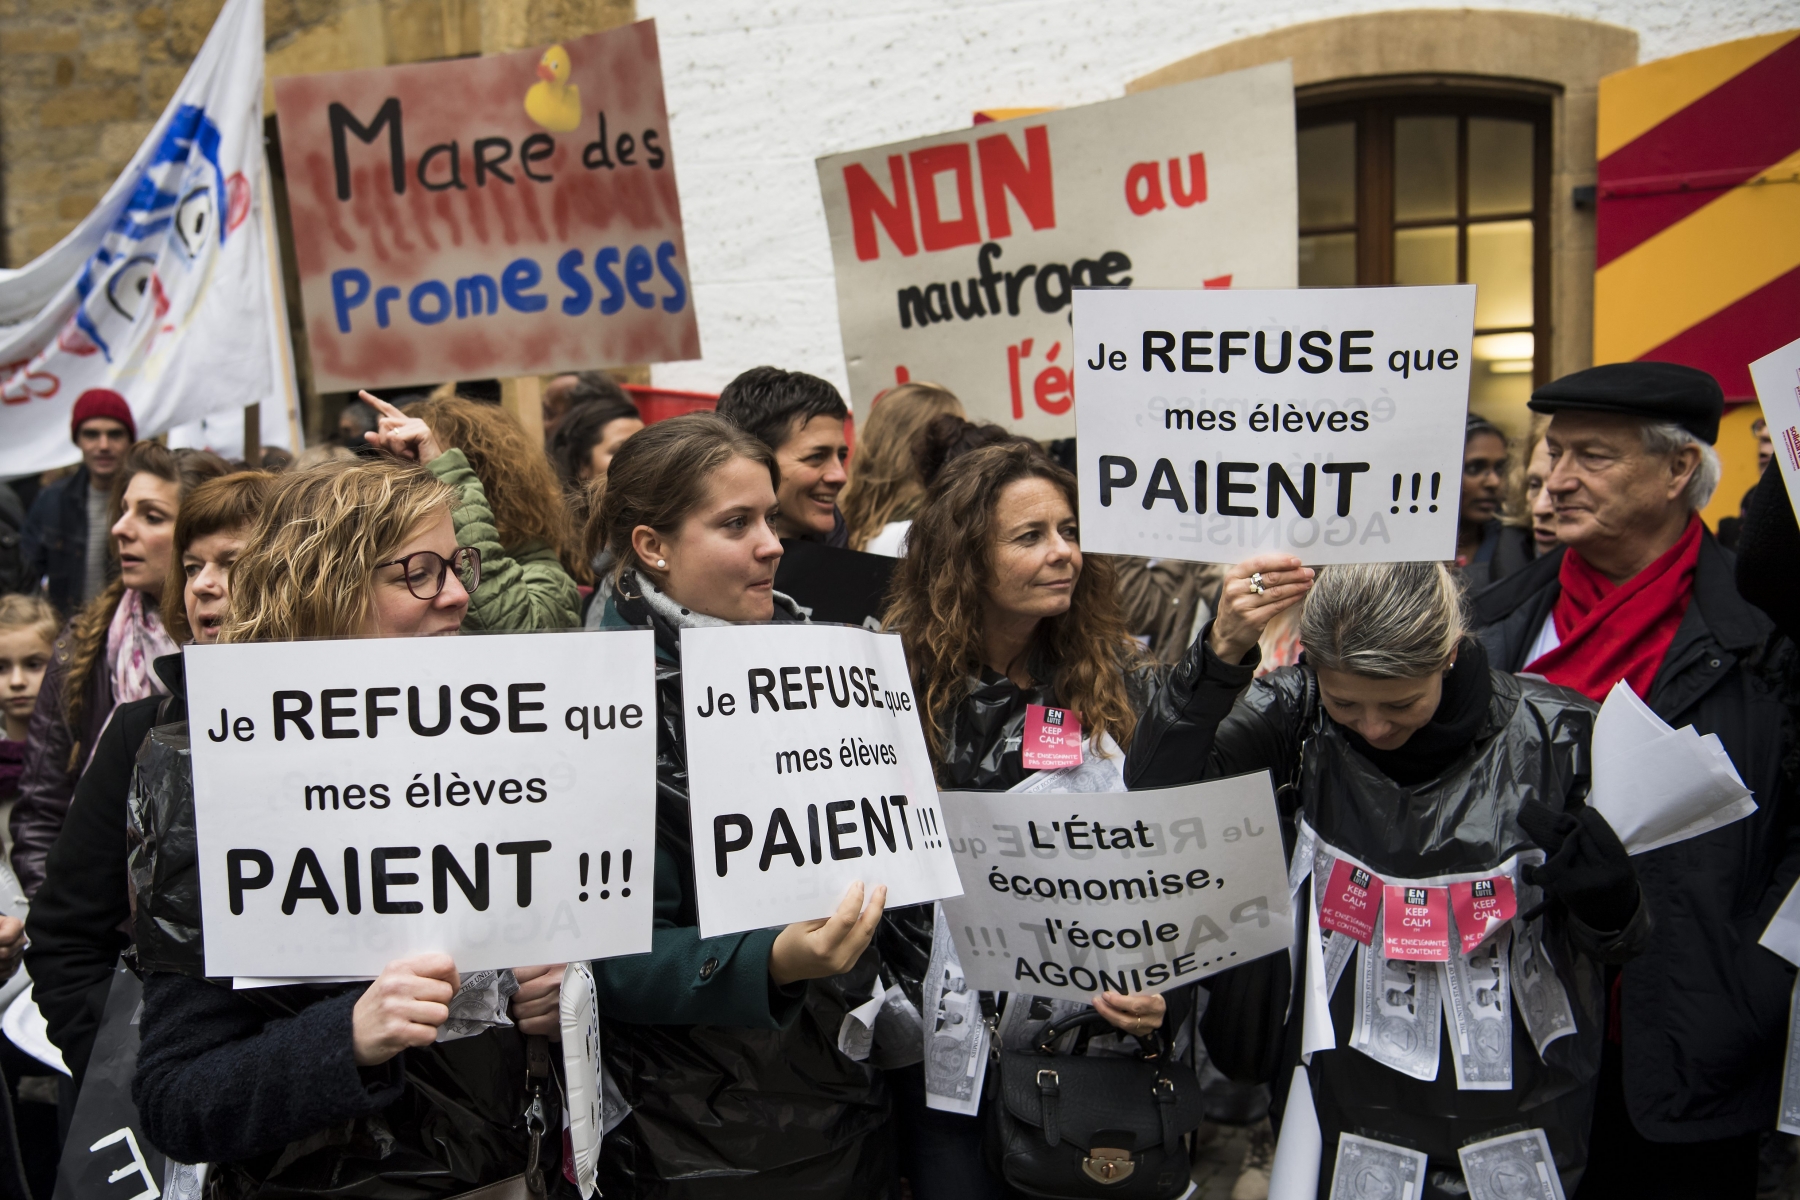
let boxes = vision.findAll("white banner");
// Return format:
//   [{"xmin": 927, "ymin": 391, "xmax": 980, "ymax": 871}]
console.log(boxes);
[
  {"xmin": 1751, "ymin": 333, "xmax": 1800, "ymax": 523},
  {"xmin": 185, "ymin": 631, "xmax": 658, "ymax": 977},
  {"xmin": 817, "ymin": 63, "xmax": 1296, "ymax": 438},
  {"xmin": 1073, "ymin": 286, "xmax": 1475, "ymax": 564},
  {"xmin": 0, "ymin": 0, "xmax": 283, "ymax": 475},
  {"xmin": 678, "ymin": 623, "xmax": 962, "ymax": 938},
  {"xmin": 939, "ymin": 775, "xmax": 1293, "ymax": 1003}
]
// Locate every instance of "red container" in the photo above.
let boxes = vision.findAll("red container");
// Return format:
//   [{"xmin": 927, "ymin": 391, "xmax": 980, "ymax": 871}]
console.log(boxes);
[{"xmin": 622, "ymin": 384, "xmax": 857, "ymax": 453}]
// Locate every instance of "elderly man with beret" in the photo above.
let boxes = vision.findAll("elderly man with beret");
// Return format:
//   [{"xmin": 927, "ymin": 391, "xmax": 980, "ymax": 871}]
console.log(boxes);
[{"xmin": 1473, "ymin": 361, "xmax": 1796, "ymax": 1198}]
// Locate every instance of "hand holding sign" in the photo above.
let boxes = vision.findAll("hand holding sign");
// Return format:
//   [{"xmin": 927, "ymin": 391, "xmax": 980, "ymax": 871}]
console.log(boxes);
[
  {"xmin": 1091, "ymin": 989, "xmax": 1166, "ymax": 1036},
  {"xmin": 769, "ymin": 881, "xmax": 889, "ymax": 986},
  {"xmin": 510, "ymin": 963, "xmax": 567, "ymax": 1038},
  {"xmin": 352, "ymin": 952, "xmax": 460, "ymax": 1065},
  {"xmin": 1210, "ymin": 554, "xmax": 1314, "ymax": 663}
]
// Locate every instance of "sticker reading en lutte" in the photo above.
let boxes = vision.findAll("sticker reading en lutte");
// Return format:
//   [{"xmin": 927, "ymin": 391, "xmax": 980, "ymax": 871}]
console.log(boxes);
[
  {"xmin": 1383, "ymin": 884, "xmax": 1451, "ymax": 961},
  {"xmin": 1450, "ymin": 876, "xmax": 1518, "ymax": 956},
  {"xmin": 1022, "ymin": 704, "xmax": 1084, "ymax": 770},
  {"xmin": 1318, "ymin": 858, "xmax": 1381, "ymax": 945}
]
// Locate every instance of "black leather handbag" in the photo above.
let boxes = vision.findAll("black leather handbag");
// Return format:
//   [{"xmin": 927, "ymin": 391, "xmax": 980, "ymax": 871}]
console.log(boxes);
[{"xmin": 984, "ymin": 1011, "xmax": 1203, "ymax": 1197}]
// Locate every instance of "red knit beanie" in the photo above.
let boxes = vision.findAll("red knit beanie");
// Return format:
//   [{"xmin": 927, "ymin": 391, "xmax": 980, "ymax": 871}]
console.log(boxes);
[{"xmin": 70, "ymin": 388, "xmax": 136, "ymax": 442}]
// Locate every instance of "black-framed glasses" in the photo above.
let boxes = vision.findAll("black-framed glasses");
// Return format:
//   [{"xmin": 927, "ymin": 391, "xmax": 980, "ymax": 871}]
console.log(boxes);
[{"xmin": 376, "ymin": 546, "xmax": 480, "ymax": 599}]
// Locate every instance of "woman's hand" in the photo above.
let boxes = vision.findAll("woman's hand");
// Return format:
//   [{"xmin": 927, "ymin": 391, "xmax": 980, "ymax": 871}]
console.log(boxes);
[
  {"xmin": 768, "ymin": 882, "xmax": 887, "ymax": 986},
  {"xmin": 0, "ymin": 916, "xmax": 24, "ymax": 982},
  {"xmin": 351, "ymin": 953, "xmax": 459, "ymax": 1066},
  {"xmin": 1092, "ymin": 990, "xmax": 1166, "ymax": 1038},
  {"xmin": 510, "ymin": 964, "xmax": 565, "ymax": 1040},
  {"xmin": 359, "ymin": 391, "xmax": 444, "ymax": 464},
  {"xmin": 1210, "ymin": 554, "xmax": 1314, "ymax": 664}
]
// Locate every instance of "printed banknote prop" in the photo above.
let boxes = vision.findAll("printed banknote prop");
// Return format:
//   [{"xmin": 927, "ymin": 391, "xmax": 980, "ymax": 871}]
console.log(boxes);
[
  {"xmin": 678, "ymin": 623, "xmax": 961, "ymax": 938},
  {"xmin": 1327, "ymin": 1133, "xmax": 1427, "ymax": 1200},
  {"xmin": 817, "ymin": 63, "xmax": 1296, "ymax": 438},
  {"xmin": 1588, "ymin": 679, "xmax": 1754, "ymax": 854},
  {"xmin": 1783, "ymin": 974, "xmax": 1800, "ymax": 1137},
  {"xmin": 924, "ymin": 901, "xmax": 989, "ymax": 1115},
  {"xmin": 1458, "ymin": 1128, "xmax": 1565, "ymax": 1200},
  {"xmin": 1510, "ymin": 917, "xmax": 1577, "ymax": 1057},
  {"xmin": 1751, "ymin": 334, "xmax": 1800, "ymax": 525},
  {"xmin": 0, "ymin": 0, "xmax": 287, "ymax": 476},
  {"xmin": 1441, "ymin": 931, "xmax": 1513, "ymax": 1090},
  {"xmin": 437, "ymin": 969, "xmax": 518, "ymax": 1041},
  {"xmin": 1353, "ymin": 944, "xmax": 1442, "ymax": 1082},
  {"xmin": 184, "ymin": 630, "xmax": 657, "ymax": 977},
  {"xmin": 1073, "ymin": 285, "xmax": 1475, "ymax": 564},
  {"xmin": 274, "ymin": 20, "xmax": 698, "ymax": 390},
  {"xmin": 939, "ymin": 775, "xmax": 1293, "ymax": 1003}
]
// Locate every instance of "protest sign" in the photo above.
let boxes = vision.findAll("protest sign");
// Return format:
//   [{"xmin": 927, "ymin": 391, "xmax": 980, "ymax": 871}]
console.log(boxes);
[
  {"xmin": 51, "ymin": 967, "xmax": 171, "ymax": 1200},
  {"xmin": 817, "ymin": 63, "xmax": 1296, "ymax": 438},
  {"xmin": 184, "ymin": 630, "xmax": 657, "ymax": 978},
  {"xmin": 1751, "ymin": 334, "xmax": 1800, "ymax": 522},
  {"xmin": 677, "ymin": 623, "xmax": 962, "ymax": 938},
  {"xmin": 1073, "ymin": 285, "xmax": 1475, "ymax": 564},
  {"xmin": 938, "ymin": 775, "xmax": 1292, "ymax": 1003},
  {"xmin": 273, "ymin": 20, "xmax": 698, "ymax": 391}
]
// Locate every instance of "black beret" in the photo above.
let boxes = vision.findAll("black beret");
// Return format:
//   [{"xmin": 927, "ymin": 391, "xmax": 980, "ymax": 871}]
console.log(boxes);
[{"xmin": 1528, "ymin": 361, "xmax": 1723, "ymax": 444}]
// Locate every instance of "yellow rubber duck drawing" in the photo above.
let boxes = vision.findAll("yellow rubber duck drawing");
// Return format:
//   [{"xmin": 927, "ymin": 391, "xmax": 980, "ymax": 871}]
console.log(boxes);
[{"xmin": 525, "ymin": 44, "xmax": 581, "ymax": 133}]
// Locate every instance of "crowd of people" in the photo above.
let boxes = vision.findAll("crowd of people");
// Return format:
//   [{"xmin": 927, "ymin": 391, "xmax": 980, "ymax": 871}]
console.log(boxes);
[{"xmin": 0, "ymin": 355, "xmax": 1791, "ymax": 1200}]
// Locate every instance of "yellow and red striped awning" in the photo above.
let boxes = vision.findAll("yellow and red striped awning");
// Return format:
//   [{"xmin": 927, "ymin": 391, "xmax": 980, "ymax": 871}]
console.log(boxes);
[{"xmin": 1594, "ymin": 31, "xmax": 1800, "ymax": 399}]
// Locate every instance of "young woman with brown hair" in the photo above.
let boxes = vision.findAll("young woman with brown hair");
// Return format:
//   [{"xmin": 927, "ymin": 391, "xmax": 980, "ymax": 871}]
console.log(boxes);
[
  {"xmin": 587, "ymin": 412, "xmax": 893, "ymax": 1198},
  {"xmin": 879, "ymin": 441, "xmax": 1181, "ymax": 1200},
  {"xmin": 8, "ymin": 442, "xmax": 227, "ymax": 897},
  {"xmin": 838, "ymin": 382, "xmax": 964, "ymax": 554},
  {"xmin": 359, "ymin": 391, "xmax": 583, "ymax": 628}
]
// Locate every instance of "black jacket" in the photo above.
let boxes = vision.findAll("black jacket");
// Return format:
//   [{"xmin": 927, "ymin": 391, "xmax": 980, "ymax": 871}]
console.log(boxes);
[
  {"xmin": 24, "ymin": 654, "xmax": 182, "ymax": 1082},
  {"xmin": 590, "ymin": 580, "xmax": 893, "ymax": 1199},
  {"xmin": 21, "ymin": 466, "xmax": 110, "ymax": 616},
  {"xmin": 1472, "ymin": 533, "xmax": 1800, "ymax": 1141}
]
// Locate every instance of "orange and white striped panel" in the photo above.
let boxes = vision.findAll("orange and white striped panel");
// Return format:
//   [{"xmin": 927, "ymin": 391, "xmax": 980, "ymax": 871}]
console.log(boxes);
[{"xmin": 1593, "ymin": 31, "xmax": 1800, "ymax": 399}]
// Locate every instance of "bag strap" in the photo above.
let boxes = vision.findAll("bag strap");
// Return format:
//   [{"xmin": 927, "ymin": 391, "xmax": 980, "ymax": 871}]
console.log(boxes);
[
  {"xmin": 1036, "ymin": 1065, "xmax": 1062, "ymax": 1147},
  {"xmin": 1034, "ymin": 1009, "xmax": 1165, "ymax": 1058}
]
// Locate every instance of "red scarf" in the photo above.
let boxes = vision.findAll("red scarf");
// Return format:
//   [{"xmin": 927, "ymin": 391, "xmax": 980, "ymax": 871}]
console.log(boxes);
[{"xmin": 1526, "ymin": 515, "xmax": 1702, "ymax": 703}]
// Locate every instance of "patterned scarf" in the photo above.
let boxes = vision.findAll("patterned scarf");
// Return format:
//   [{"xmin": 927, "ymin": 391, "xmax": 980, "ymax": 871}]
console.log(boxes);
[{"xmin": 107, "ymin": 587, "xmax": 177, "ymax": 707}]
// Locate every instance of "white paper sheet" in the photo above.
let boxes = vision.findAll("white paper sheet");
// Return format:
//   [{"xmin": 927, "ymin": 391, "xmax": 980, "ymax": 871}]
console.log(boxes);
[
  {"xmin": 1267, "ymin": 1065, "xmax": 1323, "ymax": 1200},
  {"xmin": 1588, "ymin": 680, "xmax": 1755, "ymax": 855},
  {"xmin": 1762, "ymin": 878, "xmax": 1800, "ymax": 967}
]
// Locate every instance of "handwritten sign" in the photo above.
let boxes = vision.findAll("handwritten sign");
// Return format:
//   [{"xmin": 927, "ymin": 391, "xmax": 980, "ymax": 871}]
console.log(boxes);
[
  {"xmin": 938, "ymin": 775, "xmax": 1293, "ymax": 1003},
  {"xmin": 817, "ymin": 63, "xmax": 1296, "ymax": 438},
  {"xmin": 678, "ymin": 623, "xmax": 963, "ymax": 938},
  {"xmin": 1073, "ymin": 285, "xmax": 1474, "ymax": 563},
  {"xmin": 273, "ymin": 20, "xmax": 698, "ymax": 391},
  {"xmin": 184, "ymin": 631, "xmax": 657, "ymax": 977}
]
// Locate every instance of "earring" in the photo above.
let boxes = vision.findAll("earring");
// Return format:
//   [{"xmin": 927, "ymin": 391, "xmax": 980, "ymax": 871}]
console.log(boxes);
[{"xmin": 655, "ymin": 559, "xmax": 667, "ymax": 569}]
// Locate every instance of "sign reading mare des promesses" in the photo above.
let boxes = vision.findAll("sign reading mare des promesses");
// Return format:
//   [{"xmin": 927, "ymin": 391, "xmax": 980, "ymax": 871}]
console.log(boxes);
[
  {"xmin": 185, "ymin": 631, "xmax": 657, "ymax": 978},
  {"xmin": 1073, "ymin": 286, "xmax": 1476, "ymax": 565}
]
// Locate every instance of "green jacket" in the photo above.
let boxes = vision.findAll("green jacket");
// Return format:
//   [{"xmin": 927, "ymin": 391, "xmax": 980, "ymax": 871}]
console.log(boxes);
[{"xmin": 427, "ymin": 449, "xmax": 580, "ymax": 632}]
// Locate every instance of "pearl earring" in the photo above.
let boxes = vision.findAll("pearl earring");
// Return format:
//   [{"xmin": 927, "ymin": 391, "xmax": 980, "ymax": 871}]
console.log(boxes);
[{"xmin": 656, "ymin": 559, "xmax": 667, "ymax": 569}]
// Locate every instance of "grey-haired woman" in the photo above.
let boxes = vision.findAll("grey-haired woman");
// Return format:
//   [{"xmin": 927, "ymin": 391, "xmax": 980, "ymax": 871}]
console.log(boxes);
[{"xmin": 1126, "ymin": 554, "xmax": 1647, "ymax": 1199}]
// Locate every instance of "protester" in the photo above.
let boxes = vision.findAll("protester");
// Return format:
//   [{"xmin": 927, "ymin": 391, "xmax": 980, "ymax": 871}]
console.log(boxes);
[
  {"xmin": 543, "ymin": 368, "xmax": 632, "ymax": 442},
  {"xmin": 129, "ymin": 458, "xmax": 567, "ymax": 1196},
  {"xmin": 1471, "ymin": 362, "xmax": 1792, "ymax": 1199},
  {"xmin": 912, "ymin": 414, "xmax": 1022, "ymax": 490},
  {"xmin": 1454, "ymin": 415, "xmax": 1532, "ymax": 587},
  {"xmin": 837, "ymin": 381, "xmax": 964, "ymax": 554},
  {"xmin": 715, "ymin": 366, "xmax": 851, "ymax": 545},
  {"xmin": 1111, "ymin": 557, "xmax": 1224, "ymax": 665},
  {"xmin": 292, "ymin": 443, "xmax": 356, "ymax": 471},
  {"xmin": 361, "ymin": 391, "xmax": 582, "ymax": 630},
  {"xmin": 0, "ymin": 594, "xmax": 55, "ymax": 870},
  {"xmin": 0, "ymin": 482, "xmax": 26, "ymax": 598},
  {"xmin": 586, "ymin": 413, "xmax": 892, "ymax": 1197},
  {"xmin": 334, "ymin": 395, "xmax": 379, "ymax": 448},
  {"xmin": 548, "ymin": 390, "xmax": 643, "ymax": 489},
  {"xmin": 1128, "ymin": 556, "xmax": 1645, "ymax": 1195},
  {"xmin": 25, "ymin": 471, "xmax": 271, "ymax": 1085},
  {"xmin": 881, "ymin": 440, "xmax": 1186, "ymax": 1198},
  {"xmin": 1521, "ymin": 421, "xmax": 1559, "ymax": 558},
  {"xmin": 1752, "ymin": 416, "xmax": 1773, "ymax": 476},
  {"xmin": 9, "ymin": 443, "xmax": 227, "ymax": 897},
  {"xmin": 20, "ymin": 389, "xmax": 136, "ymax": 614}
]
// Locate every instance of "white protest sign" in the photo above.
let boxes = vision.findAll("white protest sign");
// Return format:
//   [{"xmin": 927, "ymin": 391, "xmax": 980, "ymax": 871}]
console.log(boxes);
[
  {"xmin": 185, "ymin": 631, "xmax": 657, "ymax": 978},
  {"xmin": 817, "ymin": 63, "xmax": 1296, "ymax": 438},
  {"xmin": 678, "ymin": 623, "xmax": 962, "ymax": 938},
  {"xmin": 939, "ymin": 775, "xmax": 1292, "ymax": 1003},
  {"xmin": 1751, "ymin": 334, "xmax": 1800, "ymax": 521},
  {"xmin": 1073, "ymin": 286, "xmax": 1475, "ymax": 564}
]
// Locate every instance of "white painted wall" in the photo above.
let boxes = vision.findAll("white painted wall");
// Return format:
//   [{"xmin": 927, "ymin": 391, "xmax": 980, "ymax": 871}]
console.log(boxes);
[{"xmin": 641, "ymin": 0, "xmax": 1800, "ymax": 398}]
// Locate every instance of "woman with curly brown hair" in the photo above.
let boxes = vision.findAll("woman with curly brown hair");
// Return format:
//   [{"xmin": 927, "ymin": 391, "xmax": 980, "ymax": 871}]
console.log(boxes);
[
  {"xmin": 358, "ymin": 391, "xmax": 582, "ymax": 630},
  {"xmin": 8, "ymin": 442, "xmax": 226, "ymax": 896},
  {"xmin": 879, "ymin": 440, "xmax": 1181, "ymax": 1200}
]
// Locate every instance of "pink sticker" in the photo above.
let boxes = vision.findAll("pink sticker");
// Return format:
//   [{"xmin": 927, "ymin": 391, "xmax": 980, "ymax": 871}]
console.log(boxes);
[
  {"xmin": 1022, "ymin": 704, "xmax": 1084, "ymax": 770},
  {"xmin": 1449, "ymin": 876, "xmax": 1518, "ymax": 955},
  {"xmin": 1318, "ymin": 858, "xmax": 1382, "ymax": 945},
  {"xmin": 1383, "ymin": 884, "xmax": 1451, "ymax": 961}
]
